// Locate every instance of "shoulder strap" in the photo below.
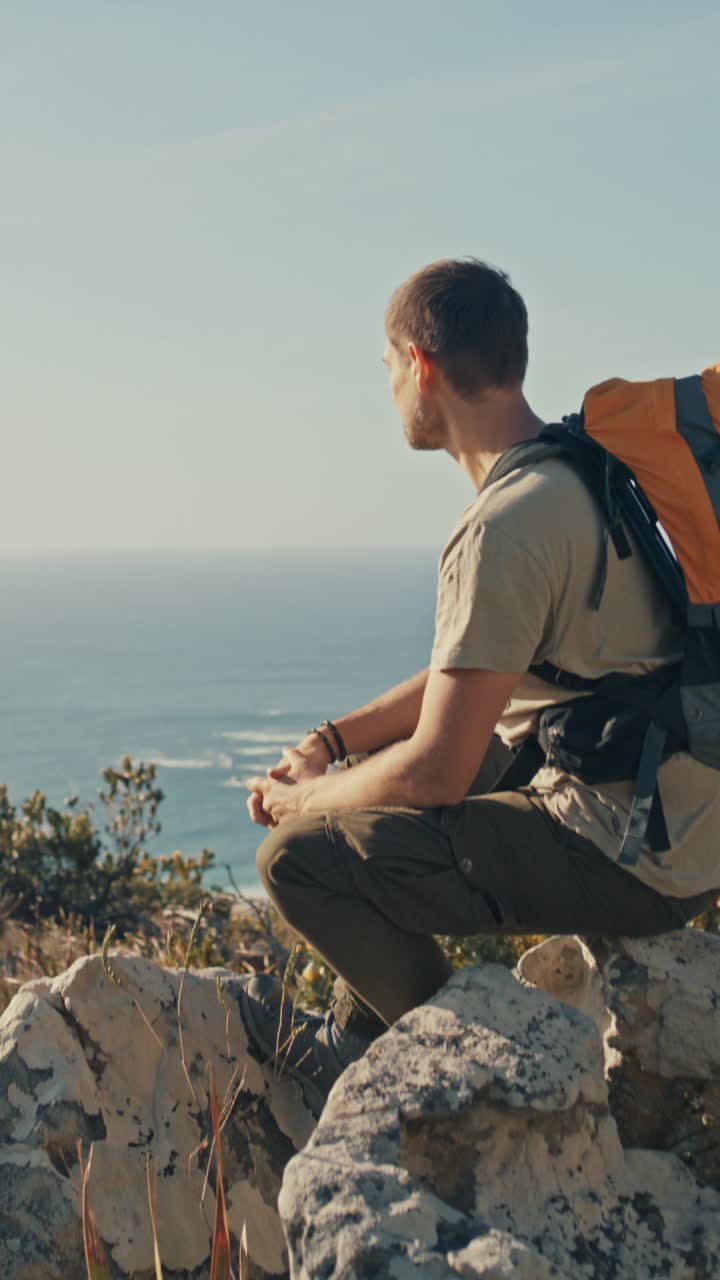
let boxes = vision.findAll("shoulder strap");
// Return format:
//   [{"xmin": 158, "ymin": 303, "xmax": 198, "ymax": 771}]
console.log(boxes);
[
  {"xmin": 484, "ymin": 417, "xmax": 689, "ymax": 622},
  {"xmin": 529, "ymin": 659, "xmax": 605, "ymax": 692},
  {"xmin": 481, "ymin": 432, "xmax": 568, "ymax": 492},
  {"xmin": 483, "ymin": 423, "xmax": 632, "ymax": 610}
]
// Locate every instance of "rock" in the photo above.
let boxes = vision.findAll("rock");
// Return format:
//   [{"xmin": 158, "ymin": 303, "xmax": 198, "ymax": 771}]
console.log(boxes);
[
  {"xmin": 516, "ymin": 934, "xmax": 611, "ymax": 1040},
  {"xmin": 280, "ymin": 962, "xmax": 720, "ymax": 1278},
  {"xmin": 0, "ymin": 953, "xmax": 316, "ymax": 1279},
  {"xmin": 520, "ymin": 929, "xmax": 720, "ymax": 1191}
]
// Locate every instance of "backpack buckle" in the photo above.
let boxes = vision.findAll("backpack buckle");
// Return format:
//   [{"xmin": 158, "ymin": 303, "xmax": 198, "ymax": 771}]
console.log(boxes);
[{"xmin": 686, "ymin": 602, "xmax": 720, "ymax": 629}]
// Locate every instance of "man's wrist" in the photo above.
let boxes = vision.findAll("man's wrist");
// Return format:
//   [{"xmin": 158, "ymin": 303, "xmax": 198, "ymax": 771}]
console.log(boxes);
[
  {"xmin": 298, "ymin": 776, "xmax": 318, "ymax": 815},
  {"xmin": 297, "ymin": 733, "xmax": 333, "ymax": 769}
]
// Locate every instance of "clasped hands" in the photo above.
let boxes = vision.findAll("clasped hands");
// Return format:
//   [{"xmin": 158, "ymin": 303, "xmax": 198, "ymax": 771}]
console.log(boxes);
[{"xmin": 245, "ymin": 734, "xmax": 329, "ymax": 829}]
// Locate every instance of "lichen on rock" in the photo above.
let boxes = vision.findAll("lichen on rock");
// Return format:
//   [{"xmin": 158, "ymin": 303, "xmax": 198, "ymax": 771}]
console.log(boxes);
[
  {"xmin": 3, "ymin": 930, "xmax": 720, "ymax": 1278},
  {"xmin": 280, "ymin": 954, "xmax": 720, "ymax": 1279},
  {"xmin": 520, "ymin": 929, "xmax": 720, "ymax": 1192},
  {"xmin": 0, "ymin": 953, "xmax": 314, "ymax": 1279}
]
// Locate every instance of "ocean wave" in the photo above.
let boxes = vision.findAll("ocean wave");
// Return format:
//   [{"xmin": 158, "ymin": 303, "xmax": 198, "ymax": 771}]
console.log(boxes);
[
  {"xmin": 224, "ymin": 774, "xmax": 263, "ymax": 789},
  {"xmin": 149, "ymin": 755, "xmax": 215, "ymax": 770},
  {"xmin": 220, "ymin": 730, "xmax": 298, "ymax": 744},
  {"xmin": 232, "ymin": 744, "xmax": 285, "ymax": 758}
]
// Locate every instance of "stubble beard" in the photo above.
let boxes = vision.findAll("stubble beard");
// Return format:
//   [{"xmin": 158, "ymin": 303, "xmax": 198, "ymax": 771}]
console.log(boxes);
[{"xmin": 403, "ymin": 401, "xmax": 447, "ymax": 452}]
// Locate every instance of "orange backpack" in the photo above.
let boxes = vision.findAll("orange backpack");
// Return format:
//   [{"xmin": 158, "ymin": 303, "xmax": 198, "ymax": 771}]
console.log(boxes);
[{"xmin": 485, "ymin": 366, "xmax": 720, "ymax": 866}]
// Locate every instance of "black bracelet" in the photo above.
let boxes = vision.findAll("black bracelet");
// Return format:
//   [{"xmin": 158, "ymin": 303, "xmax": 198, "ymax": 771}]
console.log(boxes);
[
  {"xmin": 309, "ymin": 727, "xmax": 337, "ymax": 764},
  {"xmin": 322, "ymin": 719, "xmax": 347, "ymax": 762}
]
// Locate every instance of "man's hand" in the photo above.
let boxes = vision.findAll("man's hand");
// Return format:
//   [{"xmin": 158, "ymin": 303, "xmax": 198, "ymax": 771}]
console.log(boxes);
[
  {"xmin": 246, "ymin": 734, "xmax": 330, "ymax": 828},
  {"xmin": 273, "ymin": 736, "xmax": 331, "ymax": 782},
  {"xmin": 247, "ymin": 668, "xmax": 522, "ymax": 818},
  {"xmin": 245, "ymin": 771, "xmax": 314, "ymax": 827},
  {"xmin": 246, "ymin": 790, "xmax": 276, "ymax": 828}
]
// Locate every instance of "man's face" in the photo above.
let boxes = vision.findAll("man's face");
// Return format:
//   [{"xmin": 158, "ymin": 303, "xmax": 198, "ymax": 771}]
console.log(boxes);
[{"xmin": 383, "ymin": 338, "xmax": 447, "ymax": 452}]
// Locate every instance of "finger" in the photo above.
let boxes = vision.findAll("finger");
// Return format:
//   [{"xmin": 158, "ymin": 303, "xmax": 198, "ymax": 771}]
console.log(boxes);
[
  {"xmin": 245, "ymin": 776, "xmax": 267, "ymax": 794},
  {"xmin": 268, "ymin": 761, "xmax": 291, "ymax": 779},
  {"xmin": 247, "ymin": 792, "xmax": 273, "ymax": 828},
  {"xmin": 249, "ymin": 793, "xmax": 266, "ymax": 824},
  {"xmin": 248, "ymin": 792, "xmax": 264, "ymax": 821}
]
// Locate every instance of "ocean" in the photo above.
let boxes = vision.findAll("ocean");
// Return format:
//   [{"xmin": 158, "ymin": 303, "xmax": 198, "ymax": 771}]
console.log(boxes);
[{"xmin": 0, "ymin": 550, "xmax": 438, "ymax": 891}]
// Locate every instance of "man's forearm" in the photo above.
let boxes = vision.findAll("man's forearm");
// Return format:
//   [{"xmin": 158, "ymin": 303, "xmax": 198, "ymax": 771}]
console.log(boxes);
[
  {"xmin": 330, "ymin": 668, "xmax": 429, "ymax": 757},
  {"xmin": 301, "ymin": 736, "xmax": 451, "ymax": 813}
]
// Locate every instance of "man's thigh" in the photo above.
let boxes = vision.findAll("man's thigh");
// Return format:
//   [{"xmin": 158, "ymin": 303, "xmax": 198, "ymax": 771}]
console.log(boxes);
[
  {"xmin": 327, "ymin": 789, "xmax": 689, "ymax": 939},
  {"xmin": 441, "ymin": 789, "xmax": 692, "ymax": 936}
]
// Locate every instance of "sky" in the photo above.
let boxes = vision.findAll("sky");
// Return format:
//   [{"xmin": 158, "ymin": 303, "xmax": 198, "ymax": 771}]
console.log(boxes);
[{"xmin": 2, "ymin": 0, "xmax": 718, "ymax": 551}]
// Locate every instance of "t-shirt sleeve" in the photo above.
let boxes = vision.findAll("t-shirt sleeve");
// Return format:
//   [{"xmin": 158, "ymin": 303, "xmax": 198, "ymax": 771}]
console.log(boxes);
[{"xmin": 430, "ymin": 521, "xmax": 555, "ymax": 673}]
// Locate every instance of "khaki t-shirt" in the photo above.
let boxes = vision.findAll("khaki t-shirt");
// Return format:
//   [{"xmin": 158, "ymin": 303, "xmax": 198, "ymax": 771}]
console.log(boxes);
[{"xmin": 430, "ymin": 457, "xmax": 720, "ymax": 899}]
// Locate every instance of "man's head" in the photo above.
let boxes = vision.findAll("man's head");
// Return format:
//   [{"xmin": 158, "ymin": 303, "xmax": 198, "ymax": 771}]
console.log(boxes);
[{"xmin": 383, "ymin": 258, "xmax": 528, "ymax": 451}]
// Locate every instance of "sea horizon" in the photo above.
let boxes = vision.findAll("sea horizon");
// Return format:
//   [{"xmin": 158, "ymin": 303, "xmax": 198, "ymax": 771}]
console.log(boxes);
[{"xmin": 1, "ymin": 547, "xmax": 439, "ymax": 891}]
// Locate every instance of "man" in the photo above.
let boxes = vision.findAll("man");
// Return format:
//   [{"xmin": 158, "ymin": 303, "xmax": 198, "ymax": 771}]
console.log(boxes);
[{"xmin": 242, "ymin": 258, "xmax": 719, "ymax": 1119}]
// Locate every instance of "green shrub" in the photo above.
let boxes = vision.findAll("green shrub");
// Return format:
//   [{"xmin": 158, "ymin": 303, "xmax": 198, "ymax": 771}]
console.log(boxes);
[
  {"xmin": 0, "ymin": 756, "xmax": 216, "ymax": 934},
  {"xmin": 1, "ymin": 753, "xmax": 717, "ymax": 1020}
]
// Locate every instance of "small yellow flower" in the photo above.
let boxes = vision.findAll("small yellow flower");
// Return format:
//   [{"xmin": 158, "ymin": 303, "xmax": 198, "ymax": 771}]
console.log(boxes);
[{"xmin": 302, "ymin": 961, "xmax": 322, "ymax": 984}]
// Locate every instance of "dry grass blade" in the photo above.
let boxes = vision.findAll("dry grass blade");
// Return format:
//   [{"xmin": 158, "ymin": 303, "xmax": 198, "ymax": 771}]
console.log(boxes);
[
  {"xmin": 239, "ymin": 1222, "xmax": 248, "ymax": 1279},
  {"xmin": 272, "ymin": 940, "xmax": 303, "ymax": 1084},
  {"xmin": 193, "ymin": 1039, "xmax": 249, "ymax": 1238},
  {"xmin": 198, "ymin": 1058, "xmax": 249, "ymax": 1209},
  {"xmin": 78, "ymin": 1142, "xmax": 113, "ymax": 1280},
  {"xmin": 209, "ymin": 1064, "xmax": 233, "ymax": 1280},
  {"xmin": 101, "ymin": 926, "xmax": 164, "ymax": 1050},
  {"xmin": 101, "ymin": 925, "xmax": 121, "ymax": 985},
  {"xmin": 177, "ymin": 897, "xmax": 212, "ymax": 1108},
  {"xmin": 146, "ymin": 1154, "xmax": 165, "ymax": 1280}
]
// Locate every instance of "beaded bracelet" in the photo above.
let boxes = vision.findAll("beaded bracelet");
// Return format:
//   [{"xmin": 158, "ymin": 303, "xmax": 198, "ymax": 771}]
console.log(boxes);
[
  {"xmin": 321, "ymin": 719, "xmax": 347, "ymax": 762},
  {"xmin": 308, "ymin": 726, "xmax": 337, "ymax": 764}
]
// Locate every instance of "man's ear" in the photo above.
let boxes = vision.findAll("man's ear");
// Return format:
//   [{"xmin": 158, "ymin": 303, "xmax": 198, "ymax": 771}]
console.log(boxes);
[{"xmin": 408, "ymin": 342, "xmax": 433, "ymax": 392}]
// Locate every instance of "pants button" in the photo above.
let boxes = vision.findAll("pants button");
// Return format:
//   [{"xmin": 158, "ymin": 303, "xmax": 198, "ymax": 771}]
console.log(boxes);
[{"xmin": 459, "ymin": 857, "xmax": 473, "ymax": 875}]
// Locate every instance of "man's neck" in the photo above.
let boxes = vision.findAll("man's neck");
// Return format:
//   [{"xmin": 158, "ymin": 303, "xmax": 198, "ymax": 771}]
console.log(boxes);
[{"xmin": 444, "ymin": 391, "xmax": 545, "ymax": 491}]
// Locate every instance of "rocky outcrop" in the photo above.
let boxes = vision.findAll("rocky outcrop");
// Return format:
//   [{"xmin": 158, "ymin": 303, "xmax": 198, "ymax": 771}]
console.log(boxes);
[
  {"xmin": 0, "ymin": 953, "xmax": 315, "ymax": 1279},
  {"xmin": 3, "ymin": 931, "xmax": 719, "ymax": 1278},
  {"xmin": 519, "ymin": 929, "xmax": 720, "ymax": 1192},
  {"xmin": 280, "ymin": 952, "xmax": 720, "ymax": 1278}
]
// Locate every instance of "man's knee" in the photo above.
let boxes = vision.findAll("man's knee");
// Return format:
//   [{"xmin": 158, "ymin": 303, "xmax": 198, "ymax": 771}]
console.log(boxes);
[{"xmin": 255, "ymin": 813, "xmax": 332, "ymax": 895}]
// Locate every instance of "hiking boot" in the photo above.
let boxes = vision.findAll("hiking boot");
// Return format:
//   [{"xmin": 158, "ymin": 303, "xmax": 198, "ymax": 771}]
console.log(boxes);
[{"xmin": 237, "ymin": 972, "xmax": 373, "ymax": 1118}]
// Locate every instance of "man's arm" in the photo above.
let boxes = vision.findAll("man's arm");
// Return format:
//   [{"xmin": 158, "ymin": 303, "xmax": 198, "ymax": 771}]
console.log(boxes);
[
  {"xmin": 248, "ymin": 667, "xmax": 520, "ymax": 822},
  {"xmin": 327, "ymin": 666, "xmax": 430, "ymax": 757},
  {"xmin": 289, "ymin": 667, "xmax": 430, "ymax": 768},
  {"xmin": 246, "ymin": 667, "xmax": 430, "ymax": 827}
]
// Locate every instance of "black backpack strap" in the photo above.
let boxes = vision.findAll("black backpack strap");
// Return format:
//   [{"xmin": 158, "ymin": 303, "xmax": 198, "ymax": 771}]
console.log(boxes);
[
  {"xmin": 488, "ymin": 735, "xmax": 546, "ymax": 792},
  {"xmin": 617, "ymin": 721, "xmax": 670, "ymax": 866},
  {"xmin": 482, "ymin": 424, "xmax": 633, "ymax": 611},
  {"xmin": 481, "ymin": 424, "xmax": 685, "ymax": 861},
  {"xmin": 675, "ymin": 375, "xmax": 719, "ymax": 464},
  {"xmin": 481, "ymin": 436, "xmax": 568, "ymax": 490},
  {"xmin": 484, "ymin": 418, "xmax": 690, "ymax": 626},
  {"xmin": 529, "ymin": 660, "xmax": 607, "ymax": 693},
  {"xmin": 646, "ymin": 784, "xmax": 671, "ymax": 856}
]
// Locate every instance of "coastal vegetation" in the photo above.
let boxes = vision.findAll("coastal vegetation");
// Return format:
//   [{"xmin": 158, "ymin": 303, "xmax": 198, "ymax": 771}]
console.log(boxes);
[
  {"xmin": 1, "ymin": 757, "xmax": 718, "ymax": 1277},
  {"xmin": 0, "ymin": 754, "xmax": 717, "ymax": 1021}
]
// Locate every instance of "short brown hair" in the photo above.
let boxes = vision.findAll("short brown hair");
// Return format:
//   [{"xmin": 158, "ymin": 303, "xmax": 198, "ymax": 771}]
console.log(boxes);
[{"xmin": 385, "ymin": 258, "xmax": 528, "ymax": 396}]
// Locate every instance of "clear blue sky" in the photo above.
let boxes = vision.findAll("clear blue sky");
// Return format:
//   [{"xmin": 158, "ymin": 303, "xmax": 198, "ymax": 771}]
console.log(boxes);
[{"xmin": 3, "ymin": 1, "xmax": 718, "ymax": 551}]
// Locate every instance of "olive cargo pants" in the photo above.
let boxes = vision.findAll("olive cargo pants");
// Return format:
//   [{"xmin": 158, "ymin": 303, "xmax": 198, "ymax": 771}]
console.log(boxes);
[{"xmin": 256, "ymin": 738, "xmax": 715, "ymax": 1039}]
